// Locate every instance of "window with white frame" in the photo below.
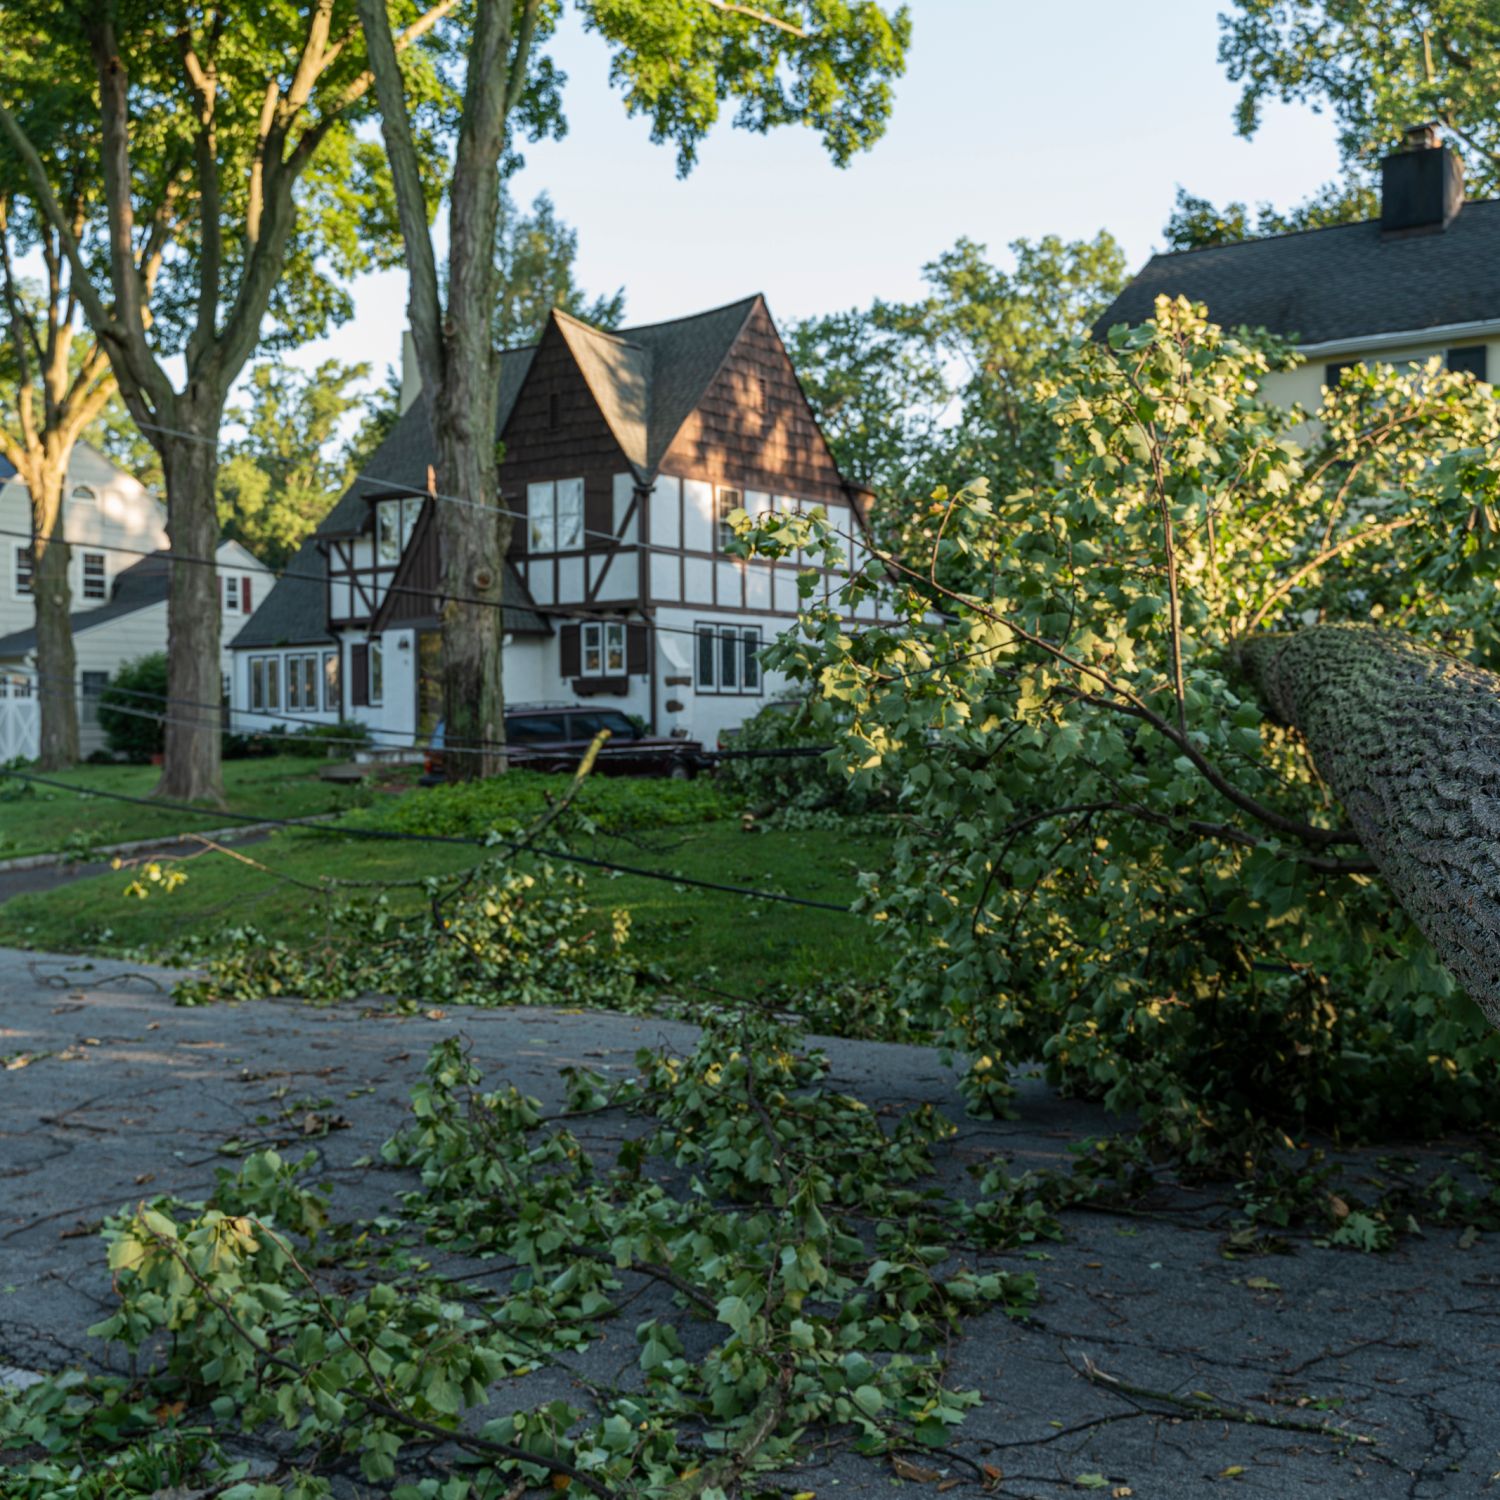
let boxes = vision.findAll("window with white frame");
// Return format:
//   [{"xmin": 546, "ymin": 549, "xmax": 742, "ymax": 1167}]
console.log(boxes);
[
  {"xmin": 223, "ymin": 573, "xmax": 240, "ymax": 612},
  {"xmin": 715, "ymin": 487, "xmax": 742, "ymax": 551},
  {"xmin": 81, "ymin": 552, "xmax": 106, "ymax": 600},
  {"xmin": 285, "ymin": 653, "xmax": 318, "ymax": 712},
  {"xmin": 376, "ymin": 496, "xmax": 423, "ymax": 563},
  {"xmin": 249, "ymin": 656, "xmax": 281, "ymax": 712},
  {"xmin": 369, "ymin": 639, "xmax": 384, "ymax": 705},
  {"xmin": 581, "ymin": 620, "xmax": 626, "ymax": 676},
  {"xmin": 13, "ymin": 545, "xmax": 33, "ymax": 596},
  {"xmin": 527, "ymin": 478, "xmax": 585, "ymax": 552},
  {"xmin": 694, "ymin": 622, "xmax": 762, "ymax": 695}
]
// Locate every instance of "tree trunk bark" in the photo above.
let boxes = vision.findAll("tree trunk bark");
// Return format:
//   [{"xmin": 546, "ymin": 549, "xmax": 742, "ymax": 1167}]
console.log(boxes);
[
  {"xmin": 156, "ymin": 420, "xmax": 223, "ymax": 805},
  {"xmin": 30, "ymin": 466, "xmax": 78, "ymax": 770},
  {"xmin": 433, "ymin": 380, "xmax": 510, "ymax": 782},
  {"xmin": 1244, "ymin": 624, "xmax": 1500, "ymax": 1026}
]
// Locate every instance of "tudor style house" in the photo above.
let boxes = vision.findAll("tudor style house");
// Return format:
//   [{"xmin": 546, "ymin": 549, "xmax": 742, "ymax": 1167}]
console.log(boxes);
[
  {"xmin": 229, "ymin": 294, "xmax": 888, "ymax": 749},
  {"xmin": 0, "ymin": 443, "xmax": 270, "ymax": 760},
  {"xmin": 1097, "ymin": 125, "xmax": 1500, "ymax": 412}
]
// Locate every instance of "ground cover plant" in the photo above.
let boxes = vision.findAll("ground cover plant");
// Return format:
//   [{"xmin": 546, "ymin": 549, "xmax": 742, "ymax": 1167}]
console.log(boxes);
[{"xmin": 0, "ymin": 760, "xmax": 365, "ymax": 862}]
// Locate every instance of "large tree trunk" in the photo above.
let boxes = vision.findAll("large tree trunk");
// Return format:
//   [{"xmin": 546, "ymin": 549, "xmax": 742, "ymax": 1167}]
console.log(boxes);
[
  {"xmin": 156, "ymin": 421, "xmax": 223, "ymax": 805},
  {"xmin": 1245, "ymin": 624, "xmax": 1500, "ymax": 1025},
  {"xmin": 434, "ymin": 396, "xmax": 510, "ymax": 782},
  {"xmin": 30, "ymin": 466, "xmax": 78, "ymax": 769}
]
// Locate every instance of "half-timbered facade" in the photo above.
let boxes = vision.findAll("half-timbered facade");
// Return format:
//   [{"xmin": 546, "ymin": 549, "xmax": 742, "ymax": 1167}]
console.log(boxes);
[{"xmin": 228, "ymin": 294, "xmax": 887, "ymax": 749}]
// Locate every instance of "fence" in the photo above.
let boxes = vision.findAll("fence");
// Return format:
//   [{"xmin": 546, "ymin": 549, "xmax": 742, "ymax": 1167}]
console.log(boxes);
[{"xmin": 0, "ymin": 675, "xmax": 39, "ymax": 762}]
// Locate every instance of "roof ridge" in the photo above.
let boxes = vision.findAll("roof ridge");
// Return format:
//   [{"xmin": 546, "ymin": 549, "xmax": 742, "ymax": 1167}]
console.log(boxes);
[
  {"xmin": 619, "ymin": 292, "xmax": 763, "ymax": 340},
  {"xmin": 1148, "ymin": 194, "xmax": 1500, "ymax": 262},
  {"xmin": 549, "ymin": 306, "xmax": 644, "ymax": 348}
]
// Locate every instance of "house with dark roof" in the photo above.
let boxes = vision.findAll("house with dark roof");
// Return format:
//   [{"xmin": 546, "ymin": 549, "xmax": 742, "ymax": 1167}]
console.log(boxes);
[
  {"xmin": 1096, "ymin": 125, "xmax": 1500, "ymax": 414},
  {"xmin": 229, "ymin": 294, "xmax": 887, "ymax": 748}
]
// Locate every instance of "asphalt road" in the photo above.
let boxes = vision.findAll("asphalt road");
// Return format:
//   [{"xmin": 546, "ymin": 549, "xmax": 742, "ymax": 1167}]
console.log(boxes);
[{"xmin": 2, "ymin": 945, "xmax": 1497, "ymax": 1496}]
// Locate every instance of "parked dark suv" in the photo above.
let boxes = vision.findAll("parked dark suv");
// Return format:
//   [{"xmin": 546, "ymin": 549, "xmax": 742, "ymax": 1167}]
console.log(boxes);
[{"xmin": 423, "ymin": 705, "xmax": 709, "ymax": 783}]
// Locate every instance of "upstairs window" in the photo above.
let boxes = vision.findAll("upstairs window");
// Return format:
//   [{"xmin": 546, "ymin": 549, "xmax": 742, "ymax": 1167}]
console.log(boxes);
[
  {"xmin": 527, "ymin": 478, "xmax": 585, "ymax": 552},
  {"xmin": 376, "ymin": 496, "xmax": 423, "ymax": 563},
  {"xmin": 81, "ymin": 552, "xmax": 106, "ymax": 600},
  {"xmin": 13, "ymin": 545, "xmax": 33, "ymax": 596},
  {"xmin": 70, "ymin": 484, "xmax": 97, "ymax": 506},
  {"xmin": 715, "ymin": 487, "xmax": 742, "ymax": 551},
  {"xmin": 223, "ymin": 574, "xmax": 241, "ymax": 613}
]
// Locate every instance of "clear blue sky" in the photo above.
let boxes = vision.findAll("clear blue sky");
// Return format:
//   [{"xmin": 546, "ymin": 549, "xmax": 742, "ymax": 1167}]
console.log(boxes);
[{"xmin": 303, "ymin": 0, "xmax": 1344, "ymax": 385}]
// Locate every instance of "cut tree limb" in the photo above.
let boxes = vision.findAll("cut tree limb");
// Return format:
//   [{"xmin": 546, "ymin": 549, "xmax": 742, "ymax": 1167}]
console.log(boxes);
[{"xmin": 1244, "ymin": 624, "xmax": 1500, "ymax": 1025}]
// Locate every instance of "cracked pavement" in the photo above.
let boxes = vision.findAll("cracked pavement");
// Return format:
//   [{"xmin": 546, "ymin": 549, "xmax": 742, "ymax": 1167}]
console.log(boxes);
[{"xmin": 2, "ymin": 945, "xmax": 1499, "ymax": 1496}]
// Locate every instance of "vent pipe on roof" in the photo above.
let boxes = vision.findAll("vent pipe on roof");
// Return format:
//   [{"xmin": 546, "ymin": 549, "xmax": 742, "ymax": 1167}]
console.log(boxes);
[{"xmin": 1381, "ymin": 123, "xmax": 1464, "ymax": 237}]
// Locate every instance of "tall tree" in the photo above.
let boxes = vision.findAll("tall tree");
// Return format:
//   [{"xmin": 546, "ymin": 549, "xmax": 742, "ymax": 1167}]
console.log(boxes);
[
  {"xmin": 358, "ymin": 0, "xmax": 910, "ymax": 780},
  {"xmin": 0, "ymin": 42, "xmax": 124, "ymax": 770},
  {"xmin": 1220, "ymin": 1, "xmax": 1500, "ymax": 195},
  {"xmin": 0, "ymin": 0, "xmax": 451, "ymax": 803},
  {"xmin": 0, "ymin": 202, "xmax": 118, "ymax": 770},
  {"xmin": 215, "ymin": 359, "xmax": 370, "ymax": 569}
]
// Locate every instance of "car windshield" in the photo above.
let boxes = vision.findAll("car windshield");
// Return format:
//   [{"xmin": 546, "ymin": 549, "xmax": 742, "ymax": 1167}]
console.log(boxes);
[
  {"xmin": 570, "ymin": 711, "xmax": 638, "ymax": 739},
  {"xmin": 508, "ymin": 714, "xmax": 566, "ymax": 743}
]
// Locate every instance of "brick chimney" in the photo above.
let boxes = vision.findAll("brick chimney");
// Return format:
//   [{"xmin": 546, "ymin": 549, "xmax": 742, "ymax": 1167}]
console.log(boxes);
[{"xmin": 1381, "ymin": 123, "xmax": 1464, "ymax": 237}]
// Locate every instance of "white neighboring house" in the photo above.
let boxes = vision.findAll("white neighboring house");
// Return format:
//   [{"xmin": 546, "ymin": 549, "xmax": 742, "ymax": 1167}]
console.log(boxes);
[
  {"xmin": 228, "ymin": 294, "xmax": 894, "ymax": 752},
  {"xmin": 0, "ymin": 439, "xmax": 271, "ymax": 757},
  {"xmin": 1097, "ymin": 125, "xmax": 1499, "ymax": 415}
]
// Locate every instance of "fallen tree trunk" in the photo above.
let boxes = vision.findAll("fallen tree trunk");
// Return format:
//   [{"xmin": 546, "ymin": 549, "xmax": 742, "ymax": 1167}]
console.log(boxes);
[{"xmin": 1244, "ymin": 624, "xmax": 1500, "ymax": 1026}]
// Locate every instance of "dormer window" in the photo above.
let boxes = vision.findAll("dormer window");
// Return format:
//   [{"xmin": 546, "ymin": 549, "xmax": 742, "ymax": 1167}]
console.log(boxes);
[
  {"xmin": 70, "ymin": 484, "xmax": 97, "ymax": 505},
  {"xmin": 376, "ymin": 496, "xmax": 423, "ymax": 562}
]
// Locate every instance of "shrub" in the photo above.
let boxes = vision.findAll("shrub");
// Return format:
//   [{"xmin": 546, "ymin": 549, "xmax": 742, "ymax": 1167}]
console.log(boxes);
[
  {"xmin": 96, "ymin": 654, "xmax": 167, "ymax": 761},
  {"xmin": 714, "ymin": 694, "xmax": 880, "ymax": 816},
  {"xmin": 347, "ymin": 769, "xmax": 731, "ymax": 841}
]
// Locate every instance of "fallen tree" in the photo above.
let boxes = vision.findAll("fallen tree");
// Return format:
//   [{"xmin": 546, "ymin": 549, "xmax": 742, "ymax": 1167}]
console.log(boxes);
[
  {"xmin": 739, "ymin": 294, "xmax": 1500, "ymax": 1164},
  {"xmin": 1246, "ymin": 624, "xmax": 1500, "ymax": 1027}
]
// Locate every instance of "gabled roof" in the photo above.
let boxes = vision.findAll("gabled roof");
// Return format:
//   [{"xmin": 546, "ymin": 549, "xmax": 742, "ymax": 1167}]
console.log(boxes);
[
  {"xmin": 229, "ymin": 536, "xmax": 333, "ymax": 650},
  {"xmin": 1096, "ymin": 198, "xmax": 1500, "ymax": 348},
  {"xmin": 0, "ymin": 551, "xmax": 171, "ymax": 658}
]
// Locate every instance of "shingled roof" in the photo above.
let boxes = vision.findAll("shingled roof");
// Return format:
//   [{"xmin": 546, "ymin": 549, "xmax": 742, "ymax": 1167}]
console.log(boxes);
[
  {"xmin": 1096, "ymin": 198, "xmax": 1500, "ymax": 347},
  {"xmin": 0, "ymin": 552, "xmax": 171, "ymax": 658}
]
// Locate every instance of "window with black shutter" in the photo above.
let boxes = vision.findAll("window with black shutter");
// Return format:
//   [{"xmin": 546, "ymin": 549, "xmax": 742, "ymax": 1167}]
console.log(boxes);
[{"xmin": 1448, "ymin": 345, "xmax": 1489, "ymax": 382}]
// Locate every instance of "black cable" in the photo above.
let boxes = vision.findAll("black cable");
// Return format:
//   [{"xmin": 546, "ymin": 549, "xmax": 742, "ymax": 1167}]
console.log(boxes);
[{"xmin": 0, "ymin": 767, "xmax": 856, "ymax": 914}]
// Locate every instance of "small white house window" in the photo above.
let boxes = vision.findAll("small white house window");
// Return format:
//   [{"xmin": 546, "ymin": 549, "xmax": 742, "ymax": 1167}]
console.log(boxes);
[
  {"xmin": 70, "ymin": 484, "xmax": 97, "ymax": 505},
  {"xmin": 223, "ymin": 574, "xmax": 240, "ymax": 613},
  {"xmin": 581, "ymin": 621, "xmax": 626, "ymax": 676},
  {"xmin": 715, "ymin": 487, "xmax": 742, "ymax": 551},
  {"xmin": 694, "ymin": 622, "xmax": 762, "ymax": 695},
  {"xmin": 13, "ymin": 545, "xmax": 33, "ymax": 596},
  {"xmin": 376, "ymin": 496, "xmax": 423, "ymax": 562},
  {"xmin": 527, "ymin": 478, "xmax": 585, "ymax": 552},
  {"xmin": 81, "ymin": 552, "xmax": 106, "ymax": 600},
  {"xmin": 322, "ymin": 651, "xmax": 340, "ymax": 712},
  {"xmin": 250, "ymin": 656, "xmax": 281, "ymax": 712}
]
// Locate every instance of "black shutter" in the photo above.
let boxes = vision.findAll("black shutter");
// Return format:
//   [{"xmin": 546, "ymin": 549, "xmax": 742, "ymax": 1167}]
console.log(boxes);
[
  {"xmin": 1448, "ymin": 345, "xmax": 1489, "ymax": 381},
  {"xmin": 560, "ymin": 624, "xmax": 580, "ymax": 678},
  {"xmin": 350, "ymin": 644, "xmax": 369, "ymax": 707},
  {"xmin": 1325, "ymin": 361, "xmax": 1353, "ymax": 389},
  {"xmin": 626, "ymin": 622, "xmax": 648, "ymax": 675}
]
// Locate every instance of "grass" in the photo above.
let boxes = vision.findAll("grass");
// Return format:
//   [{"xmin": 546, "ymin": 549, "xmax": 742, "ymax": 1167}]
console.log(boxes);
[
  {"xmin": 0, "ymin": 812, "xmax": 891, "ymax": 995},
  {"xmin": 0, "ymin": 759, "xmax": 375, "ymax": 861}
]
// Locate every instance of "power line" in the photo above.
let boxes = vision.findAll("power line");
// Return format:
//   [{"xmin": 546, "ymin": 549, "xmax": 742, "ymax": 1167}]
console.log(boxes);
[{"xmin": 0, "ymin": 767, "xmax": 857, "ymax": 914}]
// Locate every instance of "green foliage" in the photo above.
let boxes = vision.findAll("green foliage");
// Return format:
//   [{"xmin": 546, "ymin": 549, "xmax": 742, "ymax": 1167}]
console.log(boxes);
[
  {"xmin": 739, "ymin": 294, "xmax": 1500, "ymax": 1169},
  {"xmin": 713, "ymin": 693, "xmax": 873, "ymax": 816},
  {"xmin": 216, "ymin": 360, "xmax": 371, "ymax": 568},
  {"xmin": 791, "ymin": 232, "xmax": 1127, "ymax": 572},
  {"xmin": 96, "ymin": 654, "xmax": 167, "ymax": 760},
  {"xmin": 1219, "ymin": 1, "xmax": 1500, "ymax": 197},
  {"xmin": 174, "ymin": 860, "xmax": 641, "ymax": 1009}
]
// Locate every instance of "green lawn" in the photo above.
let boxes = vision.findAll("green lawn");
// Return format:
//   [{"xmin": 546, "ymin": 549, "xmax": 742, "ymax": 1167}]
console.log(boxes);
[
  {"xmin": 0, "ymin": 759, "xmax": 373, "ymax": 860},
  {"xmin": 0, "ymin": 815, "xmax": 891, "ymax": 995}
]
